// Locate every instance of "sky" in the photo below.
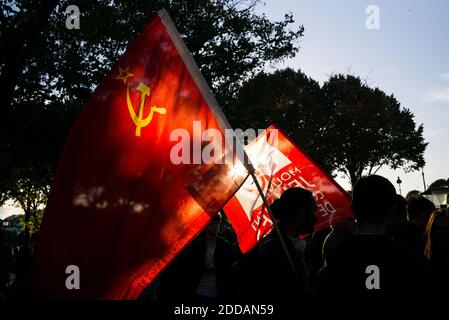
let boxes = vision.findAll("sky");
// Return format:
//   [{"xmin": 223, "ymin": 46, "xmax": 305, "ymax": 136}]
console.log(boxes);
[
  {"xmin": 256, "ymin": 0, "xmax": 449, "ymax": 195},
  {"xmin": 1, "ymin": 0, "xmax": 448, "ymax": 219}
]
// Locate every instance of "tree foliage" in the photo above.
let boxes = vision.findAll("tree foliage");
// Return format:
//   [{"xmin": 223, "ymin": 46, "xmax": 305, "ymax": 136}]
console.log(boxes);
[
  {"xmin": 226, "ymin": 68, "xmax": 335, "ymax": 172},
  {"xmin": 0, "ymin": 0, "xmax": 303, "ymax": 218},
  {"xmin": 322, "ymin": 74, "xmax": 427, "ymax": 185},
  {"xmin": 0, "ymin": 0, "xmax": 60, "ymax": 109},
  {"xmin": 19, "ymin": 209, "xmax": 45, "ymax": 246},
  {"xmin": 227, "ymin": 70, "xmax": 427, "ymax": 185},
  {"xmin": 428, "ymin": 178, "xmax": 449, "ymax": 190},
  {"xmin": 4, "ymin": 0, "xmax": 303, "ymax": 107}
]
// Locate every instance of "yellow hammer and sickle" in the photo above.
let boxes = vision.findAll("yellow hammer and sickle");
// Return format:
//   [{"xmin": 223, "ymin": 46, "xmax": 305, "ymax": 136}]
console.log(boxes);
[{"xmin": 126, "ymin": 82, "xmax": 166, "ymax": 137}]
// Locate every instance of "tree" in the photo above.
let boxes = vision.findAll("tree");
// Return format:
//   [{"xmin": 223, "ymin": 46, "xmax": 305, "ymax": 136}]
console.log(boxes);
[
  {"xmin": 19, "ymin": 209, "xmax": 45, "ymax": 247},
  {"xmin": 0, "ymin": 0, "xmax": 304, "ymax": 231},
  {"xmin": 8, "ymin": 178, "xmax": 49, "ymax": 245},
  {"xmin": 0, "ymin": 0, "xmax": 59, "ymax": 109},
  {"xmin": 8, "ymin": 0, "xmax": 303, "ymax": 107},
  {"xmin": 227, "ymin": 71, "xmax": 427, "ymax": 184},
  {"xmin": 0, "ymin": 101, "xmax": 76, "ymax": 226},
  {"xmin": 428, "ymin": 179, "xmax": 449, "ymax": 190},
  {"xmin": 226, "ymin": 68, "xmax": 336, "ymax": 172},
  {"xmin": 0, "ymin": 101, "xmax": 66, "ymax": 243},
  {"xmin": 321, "ymin": 74, "xmax": 427, "ymax": 185}
]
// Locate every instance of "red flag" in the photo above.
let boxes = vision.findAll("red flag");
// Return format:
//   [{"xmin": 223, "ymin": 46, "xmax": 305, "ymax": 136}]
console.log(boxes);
[
  {"xmin": 224, "ymin": 126, "xmax": 352, "ymax": 253},
  {"xmin": 32, "ymin": 9, "xmax": 246, "ymax": 299}
]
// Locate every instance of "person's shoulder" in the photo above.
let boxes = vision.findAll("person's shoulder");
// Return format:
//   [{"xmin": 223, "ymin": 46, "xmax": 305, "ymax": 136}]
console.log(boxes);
[
  {"xmin": 258, "ymin": 232, "xmax": 291, "ymax": 255},
  {"xmin": 326, "ymin": 234, "xmax": 360, "ymax": 253},
  {"xmin": 323, "ymin": 235, "xmax": 351, "ymax": 262},
  {"xmin": 389, "ymin": 238, "xmax": 427, "ymax": 263},
  {"xmin": 325, "ymin": 234, "xmax": 388, "ymax": 262}
]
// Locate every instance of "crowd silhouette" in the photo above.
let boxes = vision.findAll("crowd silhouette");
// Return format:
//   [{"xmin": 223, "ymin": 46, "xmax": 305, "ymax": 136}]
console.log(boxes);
[
  {"xmin": 1, "ymin": 174, "xmax": 448, "ymax": 304},
  {"xmin": 148, "ymin": 174, "xmax": 449, "ymax": 304}
]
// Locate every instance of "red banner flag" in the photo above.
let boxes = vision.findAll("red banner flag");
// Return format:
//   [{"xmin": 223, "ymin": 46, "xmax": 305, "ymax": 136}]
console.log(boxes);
[
  {"xmin": 32, "ymin": 9, "xmax": 246, "ymax": 299},
  {"xmin": 224, "ymin": 126, "xmax": 352, "ymax": 253}
]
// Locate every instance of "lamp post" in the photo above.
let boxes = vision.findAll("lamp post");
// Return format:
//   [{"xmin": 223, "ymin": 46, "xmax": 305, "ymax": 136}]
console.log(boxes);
[
  {"xmin": 396, "ymin": 176, "xmax": 402, "ymax": 195},
  {"xmin": 421, "ymin": 169, "xmax": 427, "ymax": 192}
]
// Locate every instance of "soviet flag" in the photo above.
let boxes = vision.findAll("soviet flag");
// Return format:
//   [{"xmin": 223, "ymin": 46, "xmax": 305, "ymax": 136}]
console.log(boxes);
[{"xmin": 32, "ymin": 9, "xmax": 246, "ymax": 299}]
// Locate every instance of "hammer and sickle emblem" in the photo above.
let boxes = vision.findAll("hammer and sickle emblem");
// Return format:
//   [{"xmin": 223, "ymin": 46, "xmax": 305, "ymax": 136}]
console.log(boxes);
[
  {"xmin": 126, "ymin": 82, "xmax": 166, "ymax": 136},
  {"xmin": 116, "ymin": 66, "xmax": 166, "ymax": 137}
]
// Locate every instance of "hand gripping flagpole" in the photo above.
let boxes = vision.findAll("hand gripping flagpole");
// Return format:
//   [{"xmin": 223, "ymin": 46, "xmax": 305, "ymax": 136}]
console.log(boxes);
[{"xmin": 244, "ymin": 161, "xmax": 299, "ymax": 281}]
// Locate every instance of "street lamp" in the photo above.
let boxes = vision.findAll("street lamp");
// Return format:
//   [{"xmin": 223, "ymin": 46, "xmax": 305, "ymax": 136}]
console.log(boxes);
[{"xmin": 396, "ymin": 176, "xmax": 402, "ymax": 195}]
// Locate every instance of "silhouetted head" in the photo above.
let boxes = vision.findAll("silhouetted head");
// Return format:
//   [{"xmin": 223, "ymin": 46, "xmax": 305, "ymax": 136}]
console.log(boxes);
[
  {"xmin": 351, "ymin": 175, "xmax": 397, "ymax": 225},
  {"xmin": 408, "ymin": 196, "xmax": 436, "ymax": 230},
  {"xmin": 394, "ymin": 195, "xmax": 408, "ymax": 220},
  {"xmin": 269, "ymin": 198, "xmax": 283, "ymax": 221},
  {"xmin": 278, "ymin": 187, "xmax": 317, "ymax": 237}
]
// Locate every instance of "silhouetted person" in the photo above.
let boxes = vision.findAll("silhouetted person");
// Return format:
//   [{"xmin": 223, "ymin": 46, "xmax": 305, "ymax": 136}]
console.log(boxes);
[
  {"xmin": 321, "ymin": 217, "xmax": 356, "ymax": 265},
  {"xmin": 408, "ymin": 196, "xmax": 435, "ymax": 232},
  {"xmin": 0, "ymin": 229, "xmax": 13, "ymax": 299},
  {"xmin": 385, "ymin": 195, "xmax": 412, "ymax": 246},
  {"xmin": 158, "ymin": 213, "xmax": 235, "ymax": 301},
  {"xmin": 230, "ymin": 187, "xmax": 317, "ymax": 300},
  {"xmin": 394, "ymin": 194, "xmax": 408, "ymax": 219},
  {"xmin": 11, "ymin": 245, "xmax": 33, "ymax": 299},
  {"xmin": 310, "ymin": 227, "xmax": 331, "ymax": 279},
  {"xmin": 317, "ymin": 175, "xmax": 433, "ymax": 302},
  {"xmin": 406, "ymin": 196, "xmax": 436, "ymax": 251},
  {"xmin": 424, "ymin": 212, "xmax": 449, "ymax": 289}
]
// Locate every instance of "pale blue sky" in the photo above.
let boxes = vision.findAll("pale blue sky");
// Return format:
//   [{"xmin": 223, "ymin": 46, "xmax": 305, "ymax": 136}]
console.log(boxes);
[{"xmin": 257, "ymin": 0, "xmax": 449, "ymax": 195}]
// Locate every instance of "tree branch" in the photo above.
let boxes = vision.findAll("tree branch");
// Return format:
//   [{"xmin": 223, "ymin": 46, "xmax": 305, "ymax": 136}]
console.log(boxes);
[{"xmin": 373, "ymin": 160, "xmax": 387, "ymax": 175}]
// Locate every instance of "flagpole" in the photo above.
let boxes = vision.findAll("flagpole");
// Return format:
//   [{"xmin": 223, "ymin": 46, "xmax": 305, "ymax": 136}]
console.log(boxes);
[
  {"xmin": 158, "ymin": 7, "xmax": 298, "ymax": 282},
  {"xmin": 246, "ymin": 164, "xmax": 298, "ymax": 281}
]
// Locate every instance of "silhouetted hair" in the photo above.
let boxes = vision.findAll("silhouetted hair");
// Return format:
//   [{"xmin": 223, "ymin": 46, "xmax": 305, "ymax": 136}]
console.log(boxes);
[
  {"xmin": 351, "ymin": 175, "xmax": 397, "ymax": 224},
  {"xmin": 269, "ymin": 198, "xmax": 283, "ymax": 220},
  {"xmin": 408, "ymin": 196, "xmax": 436, "ymax": 220},
  {"xmin": 424, "ymin": 212, "xmax": 449, "ymax": 260},
  {"xmin": 394, "ymin": 195, "xmax": 408, "ymax": 219},
  {"xmin": 278, "ymin": 187, "xmax": 314, "ymax": 222}
]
